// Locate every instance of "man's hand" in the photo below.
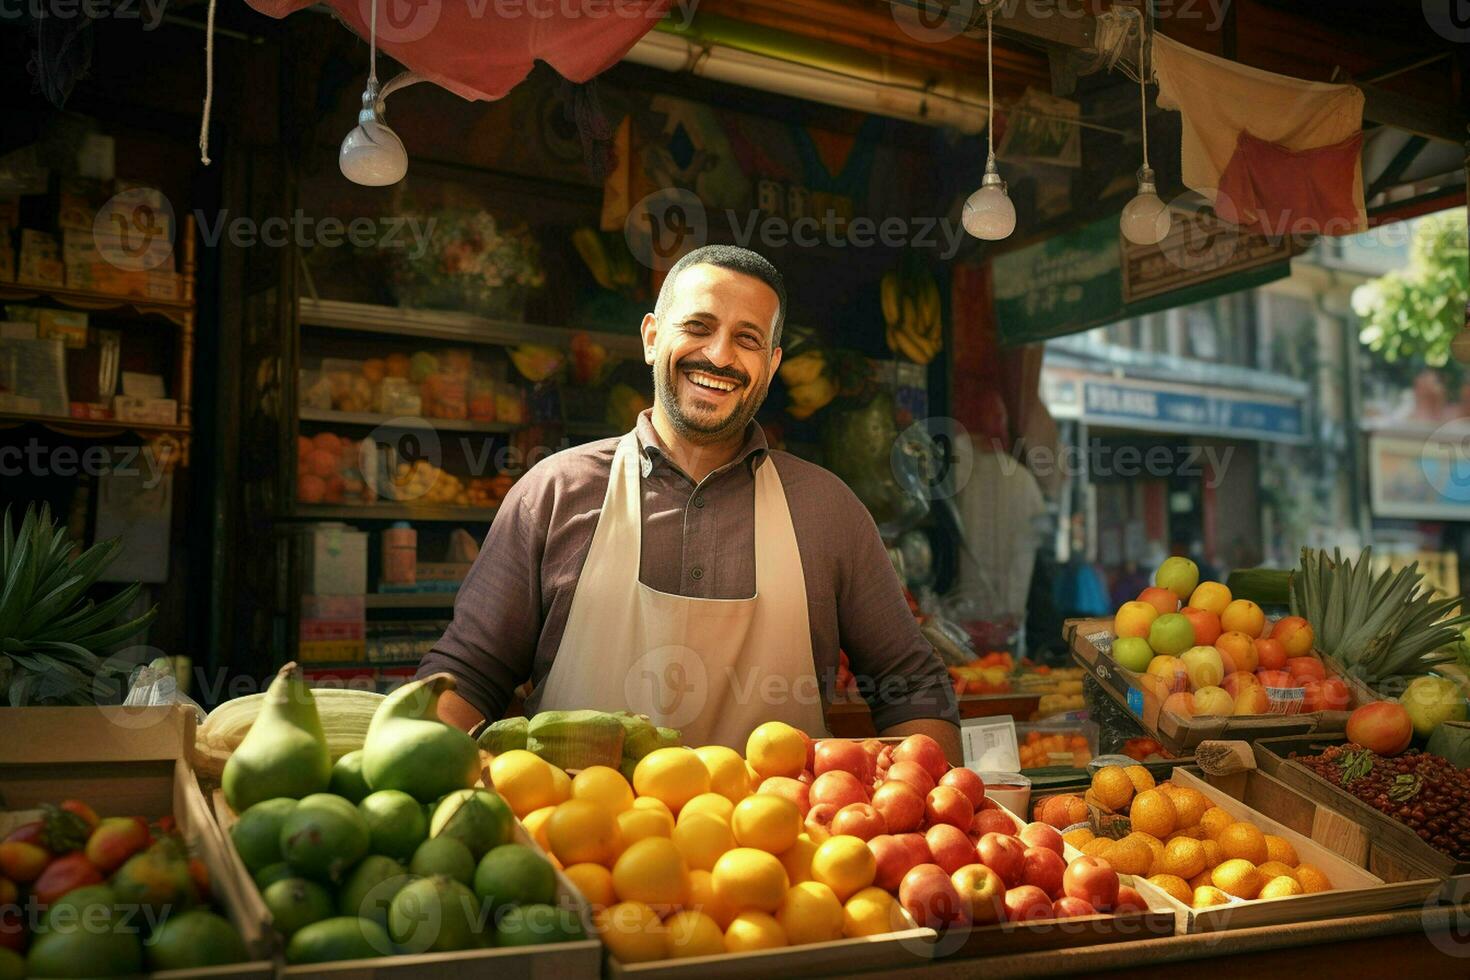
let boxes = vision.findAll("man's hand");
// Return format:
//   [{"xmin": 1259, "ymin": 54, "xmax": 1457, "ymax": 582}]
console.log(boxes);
[{"xmin": 879, "ymin": 718, "xmax": 963, "ymax": 768}]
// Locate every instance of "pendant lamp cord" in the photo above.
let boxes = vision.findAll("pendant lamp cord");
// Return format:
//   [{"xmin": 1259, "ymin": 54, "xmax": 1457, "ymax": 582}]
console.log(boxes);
[
  {"xmin": 369, "ymin": 0, "xmax": 378, "ymax": 86},
  {"xmin": 986, "ymin": 6, "xmax": 995, "ymax": 166},
  {"xmin": 1137, "ymin": 8, "xmax": 1149, "ymax": 171},
  {"xmin": 198, "ymin": 0, "xmax": 216, "ymax": 165}
]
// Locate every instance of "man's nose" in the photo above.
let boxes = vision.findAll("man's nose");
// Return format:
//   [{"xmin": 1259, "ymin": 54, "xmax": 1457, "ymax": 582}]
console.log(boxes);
[{"xmin": 703, "ymin": 330, "xmax": 737, "ymax": 367}]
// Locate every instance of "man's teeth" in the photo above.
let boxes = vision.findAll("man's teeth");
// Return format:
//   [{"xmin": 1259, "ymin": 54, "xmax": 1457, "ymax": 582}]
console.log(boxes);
[{"xmin": 687, "ymin": 371, "xmax": 738, "ymax": 392}]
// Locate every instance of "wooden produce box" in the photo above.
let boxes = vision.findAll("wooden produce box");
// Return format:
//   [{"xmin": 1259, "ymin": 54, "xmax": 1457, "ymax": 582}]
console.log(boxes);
[
  {"xmin": 0, "ymin": 706, "xmax": 274, "ymax": 978},
  {"xmin": 925, "ymin": 804, "xmax": 1175, "ymax": 960},
  {"xmin": 1128, "ymin": 769, "xmax": 1437, "ymax": 932},
  {"xmin": 1252, "ymin": 734, "xmax": 1470, "ymax": 882},
  {"xmin": 1065, "ymin": 618, "xmax": 1349, "ymax": 756},
  {"xmin": 212, "ymin": 791, "xmax": 601, "ymax": 979}
]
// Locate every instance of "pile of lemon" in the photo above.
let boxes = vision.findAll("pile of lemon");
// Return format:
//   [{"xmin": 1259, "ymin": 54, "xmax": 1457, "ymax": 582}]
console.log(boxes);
[
  {"xmin": 1074, "ymin": 765, "xmax": 1333, "ymax": 910},
  {"xmin": 487, "ymin": 722, "xmax": 908, "ymax": 962}
]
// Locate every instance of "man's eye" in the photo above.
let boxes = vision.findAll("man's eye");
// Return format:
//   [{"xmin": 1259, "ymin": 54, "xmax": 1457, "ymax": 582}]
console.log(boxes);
[
  {"xmin": 684, "ymin": 320, "xmax": 709, "ymax": 332},
  {"xmin": 739, "ymin": 334, "xmax": 762, "ymax": 349}
]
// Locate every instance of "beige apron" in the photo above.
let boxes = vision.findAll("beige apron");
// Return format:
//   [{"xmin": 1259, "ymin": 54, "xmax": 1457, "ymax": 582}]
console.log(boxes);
[{"xmin": 534, "ymin": 431, "xmax": 828, "ymax": 748}]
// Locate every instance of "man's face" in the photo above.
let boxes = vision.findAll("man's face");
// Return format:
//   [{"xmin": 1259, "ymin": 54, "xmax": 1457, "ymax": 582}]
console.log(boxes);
[{"xmin": 642, "ymin": 264, "xmax": 783, "ymax": 444}]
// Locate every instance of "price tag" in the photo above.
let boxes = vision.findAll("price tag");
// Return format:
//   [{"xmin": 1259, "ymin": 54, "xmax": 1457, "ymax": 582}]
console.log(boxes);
[{"xmin": 960, "ymin": 717, "xmax": 1020, "ymax": 772}]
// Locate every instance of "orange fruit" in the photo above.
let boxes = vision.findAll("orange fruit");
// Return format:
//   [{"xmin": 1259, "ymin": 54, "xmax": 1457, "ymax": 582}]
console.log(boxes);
[
  {"xmin": 778, "ymin": 835, "xmax": 818, "ymax": 886},
  {"xmin": 1125, "ymin": 765, "xmax": 1156, "ymax": 793},
  {"xmin": 1147, "ymin": 873, "xmax": 1192, "ymax": 904},
  {"xmin": 810, "ymin": 835, "xmax": 877, "ymax": 902},
  {"xmin": 549, "ymin": 765, "xmax": 572, "ymax": 805},
  {"xmin": 1259, "ymin": 875, "xmax": 1303, "ymax": 899},
  {"xmin": 1199, "ymin": 806, "xmax": 1234, "ymax": 840},
  {"xmin": 712, "ymin": 847, "xmax": 790, "ymax": 913},
  {"xmin": 1082, "ymin": 838, "xmax": 1114, "ymax": 859},
  {"xmin": 1188, "ymin": 869, "xmax": 1214, "ymax": 890},
  {"xmin": 1129, "ymin": 790, "xmax": 1177, "ymax": 838},
  {"xmin": 1200, "ymin": 839, "xmax": 1223, "ymax": 869},
  {"xmin": 573, "ymin": 766, "xmax": 635, "ymax": 813},
  {"xmin": 842, "ymin": 885, "xmax": 905, "ymax": 938},
  {"xmin": 1188, "ymin": 581, "xmax": 1232, "ymax": 616},
  {"xmin": 1263, "ymin": 835, "xmax": 1298, "ymax": 866},
  {"xmin": 686, "ymin": 868, "xmax": 738, "ymax": 929},
  {"xmin": 618, "ymin": 806, "xmax": 675, "ymax": 849},
  {"xmin": 1295, "ymin": 864, "xmax": 1333, "ymax": 893},
  {"xmin": 634, "ymin": 748, "xmax": 712, "ymax": 815},
  {"xmin": 489, "ymin": 750, "xmax": 559, "ymax": 817},
  {"xmin": 724, "ymin": 910, "xmax": 788, "ymax": 951},
  {"xmin": 1257, "ymin": 861, "xmax": 1297, "ymax": 883},
  {"xmin": 1191, "ymin": 885, "xmax": 1232, "ymax": 909},
  {"xmin": 612, "ymin": 837, "xmax": 691, "ymax": 910},
  {"xmin": 695, "ymin": 745, "xmax": 753, "ymax": 803},
  {"xmin": 547, "ymin": 799, "xmax": 621, "ymax": 867},
  {"xmin": 680, "ymin": 792, "xmax": 736, "ymax": 824},
  {"xmin": 596, "ymin": 900, "xmax": 666, "ymax": 963},
  {"xmin": 1063, "ymin": 827, "xmax": 1095, "ymax": 849},
  {"xmin": 664, "ymin": 909, "xmax": 725, "ymax": 958},
  {"xmin": 745, "ymin": 722, "xmax": 807, "ymax": 781},
  {"xmin": 673, "ymin": 812, "xmax": 737, "ymax": 872},
  {"xmin": 1220, "ymin": 599, "xmax": 1265, "ymax": 638},
  {"xmin": 1114, "ymin": 600, "xmax": 1160, "ymax": 639},
  {"xmin": 522, "ymin": 805, "xmax": 557, "ymax": 853},
  {"xmin": 776, "ymin": 881, "xmax": 844, "ymax": 945},
  {"xmin": 1092, "ymin": 766, "xmax": 1135, "ymax": 811},
  {"xmin": 1211, "ymin": 858, "xmax": 1261, "ymax": 899},
  {"xmin": 564, "ymin": 862, "xmax": 617, "ymax": 909},
  {"xmin": 1160, "ymin": 837, "xmax": 1206, "ymax": 879},
  {"xmin": 731, "ymin": 794, "xmax": 802, "ymax": 854},
  {"xmin": 1162, "ymin": 787, "xmax": 1211, "ymax": 828},
  {"xmin": 1217, "ymin": 822, "xmax": 1269, "ymax": 864},
  {"xmin": 1105, "ymin": 837, "xmax": 1152, "ymax": 876}
]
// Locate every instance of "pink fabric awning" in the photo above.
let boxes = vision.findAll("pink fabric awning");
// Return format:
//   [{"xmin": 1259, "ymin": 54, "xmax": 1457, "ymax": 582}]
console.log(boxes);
[{"xmin": 245, "ymin": 0, "xmax": 673, "ymax": 101}]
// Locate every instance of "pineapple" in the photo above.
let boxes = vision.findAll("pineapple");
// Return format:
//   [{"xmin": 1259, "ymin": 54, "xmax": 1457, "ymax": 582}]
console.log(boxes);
[{"xmin": 0, "ymin": 505, "xmax": 156, "ymax": 705}]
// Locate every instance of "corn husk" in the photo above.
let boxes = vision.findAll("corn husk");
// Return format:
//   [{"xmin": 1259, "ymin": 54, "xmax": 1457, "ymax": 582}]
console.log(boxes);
[
  {"xmin": 1426, "ymin": 720, "xmax": 1470, "ymax": 768},
  {"xmin": 525, "ymin": 709, "xmax": 625, "ymax": 770},
  {"xmin": 193, "ymin": 687, "xmax": 383, "ymax": 778}
]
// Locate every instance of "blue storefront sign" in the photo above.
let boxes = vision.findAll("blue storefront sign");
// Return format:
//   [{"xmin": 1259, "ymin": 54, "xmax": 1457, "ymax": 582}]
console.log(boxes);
[{"xmin": 1074, "ymin": 378, "xmax": 1307, "ymax": 443}]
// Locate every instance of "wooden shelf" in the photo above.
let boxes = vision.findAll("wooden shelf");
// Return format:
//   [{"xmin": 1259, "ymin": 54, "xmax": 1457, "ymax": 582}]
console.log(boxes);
[
  {"xmin": 302, "ymin": 659, "xmax": 422, "ymax": 670},
  {"xmin": 0, "ymin": 410, "xmax": 190, "ymax": 437},
  {"xmin": 0, "ymin": 282, "xmax": 192, "ymax": 325},
  {"xmin": 298, "ymin": 408, "xmax": 517, "ymax": 434},
  {"xmin": 297, "ymin": 298, "xmax": 643, "ymax": 356},
  {"xmin": 290, "ymin": 502, "xmax": 497, "ymax": 523},
  {"xmin": 365, "ymin": 592, "xmax": 459, "ymax": 609}
]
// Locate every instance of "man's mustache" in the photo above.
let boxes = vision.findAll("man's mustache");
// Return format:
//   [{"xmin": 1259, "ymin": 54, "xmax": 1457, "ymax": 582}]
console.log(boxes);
[{"xmin": 676, "ymin": 358, "xmax": 749, "ymax": 387}]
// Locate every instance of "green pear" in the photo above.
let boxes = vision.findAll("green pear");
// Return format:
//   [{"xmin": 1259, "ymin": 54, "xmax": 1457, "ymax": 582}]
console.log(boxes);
[
  {"xmin": 362, "ymin": 674, "xmax": 479, "ymax": 804},
  {"xmin": 223, "ymin": 663, "xmax": 332, "ymax": 812}
]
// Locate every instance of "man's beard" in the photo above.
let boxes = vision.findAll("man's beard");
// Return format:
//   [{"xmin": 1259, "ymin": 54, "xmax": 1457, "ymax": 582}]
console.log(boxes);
[{"xmin": 655, "ymin": 354, "xmax": 769, "ymax": 444}]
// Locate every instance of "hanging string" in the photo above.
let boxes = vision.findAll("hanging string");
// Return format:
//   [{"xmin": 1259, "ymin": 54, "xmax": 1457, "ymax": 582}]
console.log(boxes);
[
  {"xmin": 369, "ymin": 0, "xmax": 378, "ymax": 86},
  {"xmin": 1137, "ymin": 9, "xmax": 1149, "ymax": 170},
  {"xmin": 198, "ymin": 0, "xmax": 217, "ymax": 165},
  {"xmin": 985, "ymin": 6, "xmax": 995, "ymax": 165}
]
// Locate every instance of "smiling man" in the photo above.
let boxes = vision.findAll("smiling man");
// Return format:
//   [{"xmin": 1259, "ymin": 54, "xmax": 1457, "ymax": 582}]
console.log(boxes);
[{"xmin": 422, "ymin": 244, "xmax": 960, "ymax": 756}]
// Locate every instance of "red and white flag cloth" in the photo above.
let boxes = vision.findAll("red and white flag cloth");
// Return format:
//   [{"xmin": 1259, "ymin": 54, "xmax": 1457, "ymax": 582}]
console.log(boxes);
[{"xmin": 1152, "ymin": 32, "xmax": 1367, "ymax": 236}]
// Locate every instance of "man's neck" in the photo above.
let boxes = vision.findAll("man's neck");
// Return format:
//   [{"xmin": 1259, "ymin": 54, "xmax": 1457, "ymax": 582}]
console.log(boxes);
[{"xmin": 649, "ymin": 405, "xmax": 746, "ymax": 485}]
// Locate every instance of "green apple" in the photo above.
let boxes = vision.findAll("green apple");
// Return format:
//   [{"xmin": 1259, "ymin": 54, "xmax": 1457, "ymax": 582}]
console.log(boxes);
[
  {"xmin": 1180, "ymin": 646, "xmax": 1224, "ymax": 690},
  {"xmin": 1192, "ymin": 685, "xmax": 1235, "ymax": 716},
  {"xmin": 1147, "ymin": 613, "xmax": 1196, "ymax": 657},
  {"xmin": 1401, "ymin": 676, "xmax": 1468, "ymax": 738},
  {"xmin": 1155, "ymin": 557, "xmax": 1200, "ymax": 601},
  {"xmin": 1111, "ymin": 636, "xmax": 1155, "ymax": 673}
]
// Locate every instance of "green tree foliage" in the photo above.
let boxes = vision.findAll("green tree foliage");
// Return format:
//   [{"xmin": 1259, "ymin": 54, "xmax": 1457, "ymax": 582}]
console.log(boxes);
[{"xmin": 1352, "ymin": 208, "xmax": 1468, "ymax": 368}]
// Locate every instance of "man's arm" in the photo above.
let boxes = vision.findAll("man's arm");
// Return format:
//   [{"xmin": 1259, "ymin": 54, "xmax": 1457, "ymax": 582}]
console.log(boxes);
[
  {"xmin": 416, "ymin": 476, "xmax": 547, "ymax": 733},
  {"xmin": 880, "ymin": 718, "xmax": 964, "ymax": 769}
]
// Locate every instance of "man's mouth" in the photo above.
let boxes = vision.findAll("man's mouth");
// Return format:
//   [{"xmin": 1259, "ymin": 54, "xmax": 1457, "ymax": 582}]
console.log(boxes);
[{"xmin": 683, "ymin": 369, "xmax": 742, "ymax": 394}]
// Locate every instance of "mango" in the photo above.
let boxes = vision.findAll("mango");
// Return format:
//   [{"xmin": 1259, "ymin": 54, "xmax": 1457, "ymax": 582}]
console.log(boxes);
[
  {"xmin": 254, "ymin": 861, "xmax": 296, "ymax": 890},
  {"xmin": 473, "ymin": 843, "xmax": 555, "ymax": 915},
  {"xmin": 38, "ymin": 884, "xmax": 116, "ymax": 934},
  {"xmin": 144, "ymin": 909, "xmax": 247, "ymax": 970},
  {"xmin": 0, "ymin": 841, "xmax": 48, "ymax": 883},
  {"xmin": 362, "ymin": 673, "xmax": 479, "ymax": 803},
  {"xmin": 359, "ymin": 790, "xmax": 428, "ymax": 860},
  {"xmin": 85, "ymin": 817, "xmax": 150, "ymax": 874},
  {"xmin": 388, "ymin": 876, "xmax": 482, "ymax": 953},
  {"xmin": 32, "ymin": 853, "xmax": 103, "ymax": 905},
  {"xmin": 223, "ymin": 662, "xmax": 332, "ymax": 812},
  {"xmin": 110, "ymin": 838, "xmax": 198, "ymax": 923},
  {"xmin": 338, "ymin": 856, "xmax": 412, "ymax": 929},
  {"xmin": 0, "ymin": 948, "xmax": 21, "ymax": 980},
  {"xmin": 26, "ymin": 904, "xmax": 141, "ymax": 978},
  {"xmin": 286, "ymin": 916, "xmax": 394, "ymax": 964},
  {"xmin": 262, "ymin": 877, "xmax": 335, "ymax": 938},
  {"xmin": 330, "ymin": 750, "xmax": 372, "ymax": 803},
  {"xmin": 429, "ymin": 789, "xmax": 513, "ymax": 860},
  {"xmin": 496, "ymin": 903, "xmax": 586, "ymax": 946},
  {"xmin": 279, "ymin": 794, "xmax": 369, "ymax": 883},
  {"xmin": 232, "ymin": 797, "xmax": 298, "ymax": 874},
  {"xmin": 409, "ymin": 837, "xmax": 475, "ymax": 887}
]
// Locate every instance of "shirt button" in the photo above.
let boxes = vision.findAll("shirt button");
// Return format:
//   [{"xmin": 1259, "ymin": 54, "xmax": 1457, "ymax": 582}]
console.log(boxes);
[
  {"xmin": 691, "ymin": 567, "xmax": 704, "ymax": 580},
  {"xmin": 693, "ymin": 495, "xmax": 706, "ymax": 508}
]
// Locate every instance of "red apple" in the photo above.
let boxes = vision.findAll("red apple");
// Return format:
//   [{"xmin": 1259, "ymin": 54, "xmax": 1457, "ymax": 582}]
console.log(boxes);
[
  {"xmin": 976, "ymin": 832, "xmax": 1027, "ymax": 888},
  {"xmin": 804, "ymin": 802, "xmax": 838, "ymax": 843},
  {"xmin": 976, "ymin": 795, "xmax": 1000, "ymax": 812},
  {"xmin": 1020, "ymin": 845, "xmax": 1067, "ymax": 900},
  {"xmin": 871, "ymin": 780, "xmax": 925, "ymax": 833},
  {"xmin": 938, "ymin": 768, "xmax": 986, "ymax": 809},
  {"xmin": 971, "ymin": 809, "xmax": 1017, "ymax": 838},
  {"xmin": 876, "ymin": 745, "xmax": 895, "ymax": 776},
  {"xmin": 893, "ymin": 734, "xmax": 950, "ymax": 782},
  {"xmin": 868, "ymin": 834, "xmax": 913, "ymax": 891},
  {"xmin": 1018, "ymin": 822, "xmax": 1064, "ymax": 856},
  {"xmin": 797, "ymin": 770, "xmax": 815, "ymax": 786},
  {"xmin": 925, "ymin": 786, "xmax": 975, "ymax": 831},
  {"xmin": 831, "ymin": 802, "xmax": 887, "ymax": 841},
  {"xmin": 759, "ymin": 776, "xmax": 810, "ymax": 817},
  {"xmin": 1346, "ymin": 701, "xmax": 1413, "ymax": 756},
  {"xmin": 810, "ymin": 770, "xmax": 868, "ymax": 810},
  {"xmin": 814, "ymin": 739, "xmax": 872, "ymax": 782},
  {"xmin": 801, "ymin": 729, "xmax": 815, "ymax": 773},
  {"xmin": 1062, "ymin": 855, "xmax": 1118, "ymax": 910},
  {"xmin": 1112, "ymin": 885, "xmax": 1146, "ymax": 914},
  {"xmin": 895, "ymin": 832, "xmax": 932, "ymax": 872},
  {"xmin": 951, "ymin": 863, "xmax": 1006, "ymax": 925},
  {"xmin": 1003, "ymin": 884, "xmax": 1053, "ymax": 922},
  {"xmin": 860, "ymin": 738, "xmax": 885, "ymax": 764},
  {"xmin": 900, "ymin": 863, "xmax": 971, "ymax": 929},
  {"xmin": 1052, "ymin": 897, "xmax": 1097, "ymax": 919},
  {"xmin": 924, "ymin": 823, "xmax": 977, "ymax": 875},
  {"xmin": 884, "ymin": 761, "xmax": 936, "ymax": 798}
]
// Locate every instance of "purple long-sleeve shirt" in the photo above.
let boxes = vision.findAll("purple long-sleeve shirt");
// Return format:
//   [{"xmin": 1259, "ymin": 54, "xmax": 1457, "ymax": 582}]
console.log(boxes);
[{"xmin": 417, "ymin": 411, "xmax": 958, "ymax": 732}]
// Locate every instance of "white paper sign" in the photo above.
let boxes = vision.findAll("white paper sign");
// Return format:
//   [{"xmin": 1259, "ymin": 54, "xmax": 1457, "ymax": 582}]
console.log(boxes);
[{"xmin": 960, "ymin": 717, "xmax": 1020, "ymax": 772}]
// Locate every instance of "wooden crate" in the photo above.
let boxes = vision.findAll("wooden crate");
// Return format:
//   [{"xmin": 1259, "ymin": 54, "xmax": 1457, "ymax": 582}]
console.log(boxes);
[
  {"xmin": 211, "ymin": 791, "xmax": 602, "ymax": 979},
  {"xmin": 1065, "ymin": 618, "xmax": 1349, "ymax": 755},
  {"xmin": 1252, "ymin": 734, "xmax": 1470, "ymax": 882},
  {"xmin": 604, "ymin": 922, "xmax": 937, "ymax": 979},
  {"xmin": 1127, "ymin": 769, "xmax": 1439, "ymax": 932},
  {"xmin": 0, "ymin": 706, "xmax": 273, "ymax": 979}
]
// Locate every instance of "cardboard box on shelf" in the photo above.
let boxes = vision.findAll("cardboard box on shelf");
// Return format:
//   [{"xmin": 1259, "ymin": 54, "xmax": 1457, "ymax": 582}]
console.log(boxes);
[
  {"xmin": 298, "ymin": 523, "xmax": 368, "ymax": 596},
  {"xmin": 57, "ymin": 175, "xmax": 115, "ymax": 230},
  {"xmin": 301, "ymin": 593, "xmax": 367, "ymax": 621},
  {"xmin": 299, "ymin": 638, "xmax": 366, "ymax": 663},
  {"xmin": 37, "ymin": 308, "xmax": 89, "ymax": 348},
  {"xmin": 112, "ymin": 395, "xmax": 178, "ymax": 425},
  {"xmin": 17, "ymin": 229, "xmax": 62, "ymax": 287}
]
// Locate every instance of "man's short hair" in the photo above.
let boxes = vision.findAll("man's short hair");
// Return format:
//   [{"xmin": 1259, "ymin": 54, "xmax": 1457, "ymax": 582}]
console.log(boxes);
[{"xmin": 653, "ymin": 245, "xmax": 787, "ymax": 349}]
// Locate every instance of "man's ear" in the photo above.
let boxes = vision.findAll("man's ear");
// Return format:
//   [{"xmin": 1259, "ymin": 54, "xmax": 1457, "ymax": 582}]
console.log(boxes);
[
  {"xmin": 640, "ymin": 313, "xmax": 658, "ymax": 367},
  {"xmin": 769, "ymin": 345, "xmax": 783, "ymax": 378}
]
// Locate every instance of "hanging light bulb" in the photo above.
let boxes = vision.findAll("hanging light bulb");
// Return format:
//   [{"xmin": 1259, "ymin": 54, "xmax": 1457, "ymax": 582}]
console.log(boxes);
[
  {"xmin": 963, "ymin": 7, "xmax": 1015, "ymax": 241},
  {"xmin": 1120, "ymin": 11, "xmax": 1170, "ymax": 246},
  {"xmin": 340, "ymin": 1, "xmax": 408, "ymax": 186}
]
